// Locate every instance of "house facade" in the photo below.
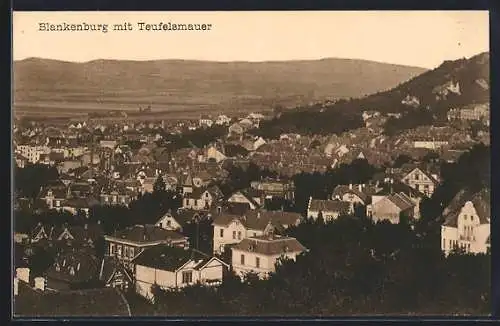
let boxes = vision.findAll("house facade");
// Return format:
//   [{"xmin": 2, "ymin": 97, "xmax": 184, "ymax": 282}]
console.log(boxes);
[
  {"xmin": 133, "ymin": 246, "xmax": 227, "ymax": 301},
  {"xmin": 441, "ymin": 189, "xmax": 490, "ymax": 256},
  {"xmin": 401, "ymin": 167, "xmax": 439, "ymax": 197},
  {"xmin": 367, "ymin": 192, "xmax": 415, "ymax": 224},
  {"xmin": 307, "ymin": 198, "xmax": 353, "ymax": 222},
  {"xmin": 212, "ymin": 210, "xmax": 303, "ymax": 254},
  {"xmin": 231, "ymin": 234, "xmax": 307, "ymax": 279}
]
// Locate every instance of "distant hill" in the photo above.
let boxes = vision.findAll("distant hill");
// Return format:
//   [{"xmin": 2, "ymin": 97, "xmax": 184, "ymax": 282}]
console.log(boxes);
[
  {"xmin": 253, "ymin": 52, "xmax": 489, "ymax": 138},
  {"xmin": 13, "ymin": 57, "xmax": 425, "ymax": 118},
  {"xmin": 344, "ymin": 51, "xmax": 490, "ymax": 115}
]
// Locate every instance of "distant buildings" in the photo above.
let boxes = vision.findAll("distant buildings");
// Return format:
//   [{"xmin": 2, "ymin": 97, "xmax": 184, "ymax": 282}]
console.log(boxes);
[{"xmin": 447, "ymin": 103, "xmax": 490, "ymax": 126}]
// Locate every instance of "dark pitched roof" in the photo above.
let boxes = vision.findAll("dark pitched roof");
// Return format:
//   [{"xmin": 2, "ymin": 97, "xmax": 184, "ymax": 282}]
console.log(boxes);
[
  {"xmin": 443, "ymin": 188, "xmax": 491, "ymax": 227},
  {"xmin": 14, "ymin": 283, "xmax": 131, "ymax": 317},
  {"xmin": 212, "ymin": 210, "xmax": 302, "ymax": 231},
  {"xmin": 308, "ymin": 199, "xmax": 351, "ymax": 214},
  {"xmin": 387, "ymin": 193, "xmax": 414, "ymax": 211},
  {"xmin": 68, "ymin": 224, "xmax": 104, "ymax": 243},
  {"xmin": 133, "ymin": 245, "xmax": 207, "ymax": 271},
  {"xmin": 232, "ymin": 235, "xmax": 307, "ymax": 256},
  {"xmin": 110, "ymin": 225, "xmax": 187, "ymax": 244},
  {"xmin": 63, "ymin": 197, "xmax": 100, "ymax": 209},
  {"xmin": 332, "ymin": 185, "xmax": 371, "ymax": 203}
]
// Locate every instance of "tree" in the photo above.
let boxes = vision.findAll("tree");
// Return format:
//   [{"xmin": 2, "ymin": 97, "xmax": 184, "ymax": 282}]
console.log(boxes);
[{"xmin": 153, "ymin": 175, "xmax": 166, "ymax": 193}]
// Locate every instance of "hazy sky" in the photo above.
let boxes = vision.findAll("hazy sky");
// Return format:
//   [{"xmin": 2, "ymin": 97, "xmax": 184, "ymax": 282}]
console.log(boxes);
[{"xmin": 13, "ymin": 11, "xmax": 489, "ymax": 69}]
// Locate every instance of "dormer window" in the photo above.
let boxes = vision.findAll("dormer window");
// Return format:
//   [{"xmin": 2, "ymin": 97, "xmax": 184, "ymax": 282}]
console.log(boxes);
[
  {"xmin": 55, "ymin": 263, "xmax": 60, "ymax": 272},
  {"xmin": 62, "ymin": 259, "xmax": 66, "ymax": 267},
  {"xmin": 77, "ymin": 262, "xmax": 81, "ymax": 271},
  {"xmin": 69, "ymin": 266, "xmax": 75, "ymax": 276}
]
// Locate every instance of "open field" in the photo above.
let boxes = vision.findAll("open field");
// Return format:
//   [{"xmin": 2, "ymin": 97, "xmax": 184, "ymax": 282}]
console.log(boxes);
[{"xmin": 13, "ymin": 57, "xmax": 426, "ymax": 120}]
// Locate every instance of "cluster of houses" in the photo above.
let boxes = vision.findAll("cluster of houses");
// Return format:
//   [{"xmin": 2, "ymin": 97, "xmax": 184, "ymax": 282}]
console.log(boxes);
[{"xmin": 13, "ymin": 108, "xmax": 491, "ymax": 316}]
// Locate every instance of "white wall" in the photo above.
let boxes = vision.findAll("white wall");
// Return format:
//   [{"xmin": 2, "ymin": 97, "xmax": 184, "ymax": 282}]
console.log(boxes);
[
  {"xmin": 441, "ymin": 201, "xmax": 490, "ymax": 255},
  {"xmin": 231, "ymin": 249, "xmax": 299, "ymax": 279},
  {"xmin": 213, "ymin": 220, "xmax": 247, "ymax": 254}
]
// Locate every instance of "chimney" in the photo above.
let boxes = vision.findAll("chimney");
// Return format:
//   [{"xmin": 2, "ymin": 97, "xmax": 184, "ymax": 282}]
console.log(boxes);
[
  {"xmin": 34, "ymin": 277, "xmax": 45, "ymax": 291},
  {"xmin": 84, "ymin": 224, "xmax": 88, "ymax": 230},
  {"xmin": 257, "ymin": 212, "xmax": 261, "ymax": 219},
  {"xmin": 349, "ymin": 183, "xmax": 353, "ymax": 190},
  {"xmin": 14, "ymin": 276, "xmax": 19, "ymax": 296},
  {"xmin": 16, "ymin": 267, "xmax": 30, "ymax": 284},
  {"xmin": 358, "ymin": 184, "xmax": 363, "ymax": 192},
  {"xmin": 97, "ymin": 220, "xmax": 101, "ymax": 225}
]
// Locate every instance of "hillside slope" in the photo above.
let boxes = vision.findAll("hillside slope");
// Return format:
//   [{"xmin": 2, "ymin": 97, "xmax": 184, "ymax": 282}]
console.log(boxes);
[
  {"xmin": 255, "ymin": 52, "xmax": 489, "ymax": 137},
  {"xmin": 13, "ymin": 57, "xmax": 425, "ymax": 116}
]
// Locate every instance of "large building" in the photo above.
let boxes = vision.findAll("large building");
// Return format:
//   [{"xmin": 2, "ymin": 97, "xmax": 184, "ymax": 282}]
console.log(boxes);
[{"xmin": 441, "ymin": 188, "xmax": 490, "ymax": 256}]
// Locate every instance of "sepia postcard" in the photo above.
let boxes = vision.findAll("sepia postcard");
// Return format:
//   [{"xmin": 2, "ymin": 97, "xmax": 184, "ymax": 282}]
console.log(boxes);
[{"xmin": 12, "ymin": 11, "xmax": 491, "ymax": 318}]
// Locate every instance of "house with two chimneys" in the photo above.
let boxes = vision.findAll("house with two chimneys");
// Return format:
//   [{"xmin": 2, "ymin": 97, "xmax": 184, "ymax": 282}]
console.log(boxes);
[
  {"xmin": 212, "ymin": 209, "xmax": 303, "ymax": 255},
  {"xmin": 441, "ymin": 188, "xmax": 490, "ymax": 256}
]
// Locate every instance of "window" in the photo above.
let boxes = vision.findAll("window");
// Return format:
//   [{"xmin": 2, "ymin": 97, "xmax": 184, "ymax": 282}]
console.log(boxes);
[
  {"xmin": 167, "ymin": 220, "xmax": 172, "ymax": 227},
  {"xmin": 240, "ymin": 254, "xmax": 245, "ymax": 265},
  {"xmin": 233, "ymin": 231, "xmax": 236, "ymax": 239},
  {"xmin": 414, "ymin": 173, "xmax": 420, "ymax": 181},
  {"xmin": 467, "ymin": 244, "xmax": 471, "ymax": 252},
  {"xmin": 253, "ymin": 233, "xmax": 257, "ymax": 237},
  {"xmin": 110, "ymin": 243, "xmax": 115, "ymax": 255},
  {"xmin": 443, "ymin": 238, "xmax": 446, "ymax": 249},
  {"xmin": 449, "ymin": 240, "xmax": 452, "ymax": 249},
  {"xmin": 220, "ymin": 229, "xmax": 224, "ymax": 237},
  {"xmin": 256, "ymin": 257, "xmax": 260, "ymax": 268},
  {"xmin": 182, "ymin": 271, "xmax": 193, "ymax": 284},
  {"xmin": 237, "ymin": 231, "xmax": 242, "ymax": 240}
]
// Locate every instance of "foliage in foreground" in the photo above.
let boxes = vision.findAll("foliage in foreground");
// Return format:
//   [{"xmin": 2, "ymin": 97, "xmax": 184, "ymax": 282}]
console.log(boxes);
[{"xmin": 130, "ymin": 217, "xmax": 490, "ymax": 316}]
